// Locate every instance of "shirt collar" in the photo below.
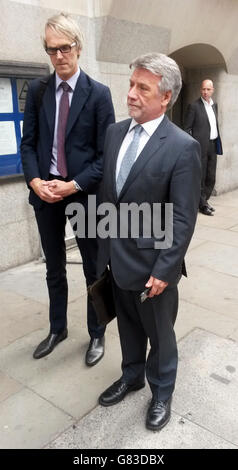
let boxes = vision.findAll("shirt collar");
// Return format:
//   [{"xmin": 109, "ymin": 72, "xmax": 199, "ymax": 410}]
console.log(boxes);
[
  {"xmin": 56, "ymin": 67, "xmax": 80, "ymax": 91},
  {"xmin": 129, "ymin": 115, "xmax": 165, "ymax": 136},
  {"xmin": 201, "ymin": 96, "xmax": 214, "ymax": 106}
]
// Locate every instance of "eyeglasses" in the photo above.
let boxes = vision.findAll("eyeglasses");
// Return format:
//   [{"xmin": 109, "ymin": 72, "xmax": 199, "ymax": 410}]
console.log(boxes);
[{"xmin": 45, "ymin": 42, "xmax": 76, "ymax": 56}]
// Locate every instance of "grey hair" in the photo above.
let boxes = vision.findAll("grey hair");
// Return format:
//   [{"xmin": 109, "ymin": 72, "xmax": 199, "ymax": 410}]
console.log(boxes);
[
  {"xmin": 43, "ymin": 12, "xmax": 84, "ymax": 51},
  {"xmin": 130, "ymin": 52, "xmax": 182, "ymax": 109}
]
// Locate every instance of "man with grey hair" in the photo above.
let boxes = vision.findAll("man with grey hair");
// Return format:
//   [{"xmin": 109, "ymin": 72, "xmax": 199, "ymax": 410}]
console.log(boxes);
[
  {"xmin": 21, "ymin": 12, "xmax": 115, "ymax": 364},
  {"xmin": 97, "ymin": 52, "xmax": 201, "ymax": 431}
]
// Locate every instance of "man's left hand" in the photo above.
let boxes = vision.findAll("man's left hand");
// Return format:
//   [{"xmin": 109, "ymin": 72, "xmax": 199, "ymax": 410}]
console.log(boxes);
[
  {"xmin": 145, "ymin": 276, "xmax": 168, "ymax": 297},
  {"xmin": 43, "ymin": 180, "xmax": 77, "ymax": 198}
]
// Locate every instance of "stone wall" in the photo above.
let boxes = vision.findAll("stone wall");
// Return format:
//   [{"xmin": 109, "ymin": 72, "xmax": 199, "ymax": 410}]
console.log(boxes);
[
  {"xmin": 0, "ymin": 177, "xmax": 40, "ymax": 270},
  {"xmin": 0, "ymin": 1, "xmax": 129, "ymax": 270},
  {"xmin": 1, "ymin": 0, "xmax": 238, "ymax": 269}
]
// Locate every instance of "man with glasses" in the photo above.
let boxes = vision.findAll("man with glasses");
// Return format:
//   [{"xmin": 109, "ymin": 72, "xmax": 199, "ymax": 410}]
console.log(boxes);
[{"xmin": 21, "ymin": 12, "xmax": 115, "ymax": 364}]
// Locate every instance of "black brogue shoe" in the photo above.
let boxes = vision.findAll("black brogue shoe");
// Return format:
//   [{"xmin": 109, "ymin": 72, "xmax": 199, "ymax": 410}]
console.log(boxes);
[
  {"xmin": 99, "ymin": 378, "xmax": 145, "ymax": 407},
  {"xmin": 146, "ymin": 397, "xmax": 172, "ymax": 431}
]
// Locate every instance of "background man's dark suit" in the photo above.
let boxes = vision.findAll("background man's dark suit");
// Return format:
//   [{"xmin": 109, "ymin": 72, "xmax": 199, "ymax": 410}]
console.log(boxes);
[
  {"xmin": 184, "ymin": 97, "xmax": 222, "ymax": 210},
  {"xmin": 21, "ymin": 69, "xmax": 115, "ymax": 340},
  {"xmin": 98, "ymin": 115, "xmax": 201, "ymax": 400}
]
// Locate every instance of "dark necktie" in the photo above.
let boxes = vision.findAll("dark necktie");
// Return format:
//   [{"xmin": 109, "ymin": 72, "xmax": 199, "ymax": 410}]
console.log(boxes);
[
  {"xmin": 116, "ymin": 124, "xmax": 143, "ymax": 197},
  {"xmin": 57, "ymin": 81, "xmax": 71, "ymax": 178}
]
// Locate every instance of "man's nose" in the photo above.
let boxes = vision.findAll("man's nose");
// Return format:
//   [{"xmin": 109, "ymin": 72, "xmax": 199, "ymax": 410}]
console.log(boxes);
[
  {"xmin": 128, "ymin": 86, "xmax": 137, "ymax": 99},
  {"xmin": 56, "ymin": 49, "xmax": 64, "ymax": 59}
]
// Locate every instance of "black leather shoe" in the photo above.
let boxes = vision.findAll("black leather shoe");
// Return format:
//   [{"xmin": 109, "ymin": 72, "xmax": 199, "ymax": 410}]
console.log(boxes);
[
  {"xmin": 146, "ymin": 397, "xmax": 172, "ymax": 431},
  {"xmin": 33, "ymin": 328, "xmax": 68, "ymax": 359},
  {"xmin": 207, "ymin": 203, "xmax": 215, "ymax": 212},
  {"xmin": 99, "ymin": 378, "xmax": 145, "ymax": 407},
  {"xmin": 85, "ymin": 337, "xmax": 105, "ymax": 366},
  {"xmin": 199, "ymin": 206, "xmax": 213, "ymax": 216}
]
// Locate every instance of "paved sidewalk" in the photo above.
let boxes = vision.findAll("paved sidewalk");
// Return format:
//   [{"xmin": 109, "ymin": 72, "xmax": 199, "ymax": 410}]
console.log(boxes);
[{"xmin": 0, "ymin": 190, "xmax": 238, "ymax": 449}]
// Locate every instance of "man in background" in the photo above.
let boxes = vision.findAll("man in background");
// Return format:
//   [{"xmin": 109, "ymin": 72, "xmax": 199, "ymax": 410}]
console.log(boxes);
[
  {"xmin": 184, "ymin": 79, "xmax": 223, "ymax": 216},
  {"xmin": 21, "ymin": 12, "xmax": 115, "ymax": 364}
]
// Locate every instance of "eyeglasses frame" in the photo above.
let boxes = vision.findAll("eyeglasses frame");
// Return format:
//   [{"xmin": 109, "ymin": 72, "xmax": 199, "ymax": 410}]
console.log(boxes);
[{"xmin": 45, "ymin": 42, "xmax": 77, "ymax": 56}]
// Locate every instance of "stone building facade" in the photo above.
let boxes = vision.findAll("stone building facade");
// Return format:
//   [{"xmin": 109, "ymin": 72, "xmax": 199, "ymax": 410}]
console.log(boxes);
[{"xmin": 1, "ymin": 0, "xmax": 238, "ymax": 269}]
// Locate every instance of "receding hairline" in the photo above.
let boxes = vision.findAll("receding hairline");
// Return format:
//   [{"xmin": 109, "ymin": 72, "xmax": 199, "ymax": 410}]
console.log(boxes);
[{"xmin": 201, "ymin": 79, "xmax": 214, "ymax": 88}]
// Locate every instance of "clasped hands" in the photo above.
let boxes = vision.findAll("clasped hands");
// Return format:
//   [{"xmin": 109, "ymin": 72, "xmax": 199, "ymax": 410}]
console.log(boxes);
[{"xmin": 30, "ymin": 178, "xmax": 77, "ymax": 203}]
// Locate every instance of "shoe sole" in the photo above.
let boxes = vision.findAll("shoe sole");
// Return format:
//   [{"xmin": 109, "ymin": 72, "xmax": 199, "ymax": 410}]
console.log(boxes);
[
  {"xmin": 146, "ymin": 414, "xmax": 171, "ymax": 431},
  {"xmin": 99, "ymin": 383, "xmax": 145, "ymax": 407},
  {"xmin": 33, "ymin": 331, "xmax": 68, "ymax": 359}
]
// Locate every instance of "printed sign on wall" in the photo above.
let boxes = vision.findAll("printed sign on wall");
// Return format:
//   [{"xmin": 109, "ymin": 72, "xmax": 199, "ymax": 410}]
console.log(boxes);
[{"xmin": 0, "ymin": 77, "xmax": 30, "ymax": 176}]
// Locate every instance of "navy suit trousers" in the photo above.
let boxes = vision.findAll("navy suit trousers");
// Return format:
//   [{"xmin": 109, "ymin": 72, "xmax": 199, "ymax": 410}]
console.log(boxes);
[
  {"xmin": 112, "ymin": 278, "xmax": 178, "ymax": 401},
  {"xmin": 200, "ymin": 140, "xmax": 217, "ymax": 208},
  {"xmin": 34, "ymin": 198, "xmax": 105, "ymax": 338}
]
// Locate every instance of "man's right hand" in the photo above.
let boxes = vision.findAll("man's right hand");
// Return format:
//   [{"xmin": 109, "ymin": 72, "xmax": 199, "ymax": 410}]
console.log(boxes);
[{"xmin": 30, "ymin": 178, "xmax": 63, "ymax": 203}]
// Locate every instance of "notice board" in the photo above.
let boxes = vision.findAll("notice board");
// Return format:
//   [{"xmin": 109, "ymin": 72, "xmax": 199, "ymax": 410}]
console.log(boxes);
[
  {"xmin": 0, "ymin": 61, "xmax": 49, "ymax": 178},
  {"xmin": 0, "ymin": 77, "xmax": 26, "ymax": 176}
]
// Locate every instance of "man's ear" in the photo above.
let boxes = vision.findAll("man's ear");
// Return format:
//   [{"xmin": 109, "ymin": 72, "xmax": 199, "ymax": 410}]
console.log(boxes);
[
  {"xmin": 161, "ymin": 90, "xmax": 172, "ymax": 107},
  {"xmin": 77, "ymin": 47, "xmax": 81, "ymax": 59}
]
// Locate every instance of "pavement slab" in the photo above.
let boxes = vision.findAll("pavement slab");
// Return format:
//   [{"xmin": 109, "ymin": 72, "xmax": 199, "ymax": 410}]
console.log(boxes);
[
  {"xmin": 179, "ymin": 265, "xmax": 238, "ymax": 318},
  {"xmin": 187, "ymin": 241, "xmax": 238, "ymax": 277},
  {"xmin": 47, "ymin": 329, "xmax": 238, "ymax": 450},
  {"xmin": 174, "ymin": 329, "xmax": 238, "ymax": 446},
  {"xmin": 0, "ymin": 289, "xmax": 47, "ymax": 348},
  {"xmin": 0, "ymin": 318, "xmax": 121, "ymax": 420},
  {"xmin": 1, "ymin": 189, "xmax": 238, "ymax": 450},
  {"xmin": 0, "ymin": 389, "xmax": 73, "ymax": 449},
  {"xmin": 0, "ymin": 371, "xmax": 23, "ymax": 403},
  {"xmin": 175, "ymin": 299, "xmax": 238, "ymax": 341},
  {"xmin": 0, "ymin": 259, "xmax": 86, "ymax": 305}
]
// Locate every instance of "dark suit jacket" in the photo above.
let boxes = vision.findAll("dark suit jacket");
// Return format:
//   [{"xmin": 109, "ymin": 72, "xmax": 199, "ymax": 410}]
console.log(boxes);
[
  {"xmin": 97, "ymin": 115, "xmax": 201, "ymax": 291},
  {"xmin": 184, "ymin": 97, "xmax": 223, "ymax": 156},
  {"xmin": 21, "ymin": 70, "xmax": 115, "ymax": 208}
]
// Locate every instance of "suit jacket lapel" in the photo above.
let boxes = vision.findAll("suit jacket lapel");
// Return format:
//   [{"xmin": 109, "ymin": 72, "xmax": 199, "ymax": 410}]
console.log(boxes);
[
  {"xmin": 212, "ymin": 103, "xmax": 217, "ymax": 115},
  {"xmin": 117, "ymin": 115, "xmax": 168, "ymax": 201},
  {"xmin": 199, "ymin": 97, "xmax": 209, "ymax": 120},
  {"xmin": 212, "ymin": 102, "xmax": 219, "ymax": 125},
  {"xmin": 66, "ymin": 70, "xmax": 91, "ymax": 138},
  {"xmin": 42, "ymin": 73, "xmax": 56, "ymax": 141}
]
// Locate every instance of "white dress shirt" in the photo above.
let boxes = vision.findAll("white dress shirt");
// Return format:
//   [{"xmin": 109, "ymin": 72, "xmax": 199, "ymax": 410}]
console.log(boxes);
[
  {"xmin": 50, "ymin": 67, "xmax": 81, "ymax": 176},
  {"xmin": 116, "ymin": 115, "xmax": 165, "ymax": 179},
  {"xmin": 201, "ymin": 97, "xmax": 218, "ymax": 140}
]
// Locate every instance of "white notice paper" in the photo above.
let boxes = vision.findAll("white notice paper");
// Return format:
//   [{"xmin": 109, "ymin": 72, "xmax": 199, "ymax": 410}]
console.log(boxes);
[
  {"xmin": 0, "ymin": 78, "xmax": 13, "ymax": 113},
  {"xmin": 0, "ymin": 121, "xmax": 17, "ymax": 155}
]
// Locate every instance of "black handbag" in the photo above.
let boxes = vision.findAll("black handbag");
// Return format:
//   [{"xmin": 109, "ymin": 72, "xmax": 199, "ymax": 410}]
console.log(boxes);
[{"xmin": 88, "ymin": 269, "xmax": 116, "ymax": 326}]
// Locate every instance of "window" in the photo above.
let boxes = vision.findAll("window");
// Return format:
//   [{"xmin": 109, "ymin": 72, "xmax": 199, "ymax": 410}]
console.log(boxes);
[{"xmin": 0, "ymin": 61, "xmax": 49, "ymax": 177}]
